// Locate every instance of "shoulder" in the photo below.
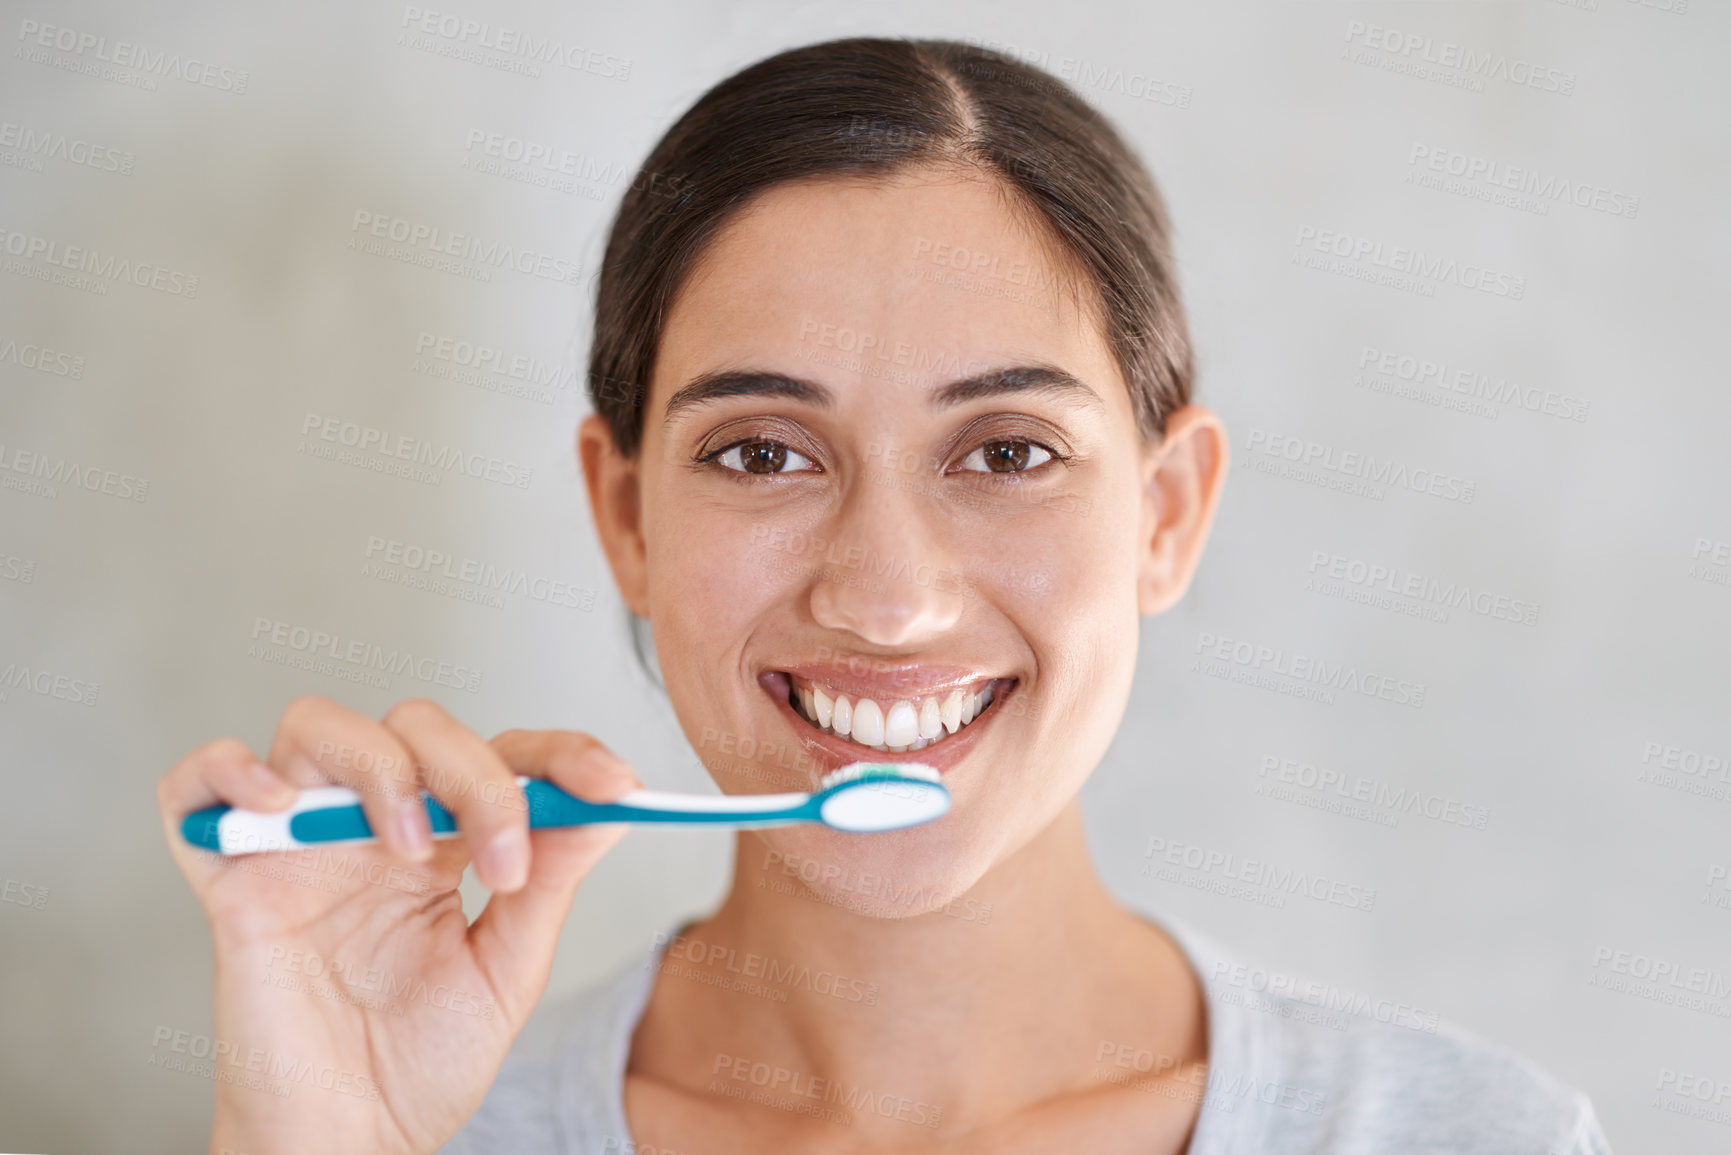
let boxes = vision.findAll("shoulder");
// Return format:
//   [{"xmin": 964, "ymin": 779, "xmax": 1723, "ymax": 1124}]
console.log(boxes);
[
  {"xmin": 1161, "ymin": 919, "xmax": 1614, "ymax": 1154},
  {"xmin": 1259, "ymin": 1011, "xmax": 1610, "ymax": 1154},
  {"xmin": 439, "ymin": 942, "xmax": 661, "ymax": 1155}
]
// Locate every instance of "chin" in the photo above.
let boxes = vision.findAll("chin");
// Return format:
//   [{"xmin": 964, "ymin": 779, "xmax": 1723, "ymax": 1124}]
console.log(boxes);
[{"xmin": 741, "ymin": 803, "xmax": 1007, "ymax": 923}]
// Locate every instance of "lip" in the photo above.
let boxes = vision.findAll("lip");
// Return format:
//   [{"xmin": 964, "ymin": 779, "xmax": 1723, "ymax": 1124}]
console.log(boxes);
[{"xmin": 758, "ymin": 669, "xmax": 1016, "ymax": 780}]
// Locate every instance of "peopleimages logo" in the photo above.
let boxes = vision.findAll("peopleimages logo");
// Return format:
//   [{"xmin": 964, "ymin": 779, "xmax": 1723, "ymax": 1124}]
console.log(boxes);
[
  {"xmin": 247, "ymin": 617, "xmax": 484, "ymax": 694},
  {"xmin": 1193, "ymin": 629, "xmax": 1427, "ymax": 709},
  {"xmin": 299, "ymin": 413, "xmax": 534, "ymax": 490},
  {"xmin": 349, "ymin": 211, "xmax": 581, "ymax": 285},
  {"xmin": 1356, "ymin": 345, "xmax": 1589, "ymax": 423},
  {"xmin": 649, "ymin": 932, "xmax": 880, "ymax": 1006},
  {"xmin": 1342, "ymin": 21, "xmax": 1575, "ymax": 95},
  {"xmin": 710, "ymin": 1053, "xmax": 943, "ymax": 1129},
  {"xmin": 0, "ymin": 443, "xmax": 150, "ymax": 502},
  {"xmin": 398, "ymin": 6, "xmax": 631, "ymax": 80},
  {"xmin": 0, "ymin": 119, "xmax": 134, "ymax": 174},
  {"xmin": 362, "ymin": 535, "xmax": 596, "ymax": 611},
  {"xmin": 1143, "ymin": 837, "xmax": 1379, "ymax": 912},
  {"xmin": 1209, "ymin": 961, "xmax": 1440, "ymax": 1034},
  {"xmin": 264, "ymin": 946, "xmax": 497, "ymax": 1019},
  {"xmin": 1293, "ymin": 226, "xmax": 1526, "ymax": 300},
  {"xmin": 1306, "ymin": 550, "xmax": 1540, "ymax": 628},
  {"xmin": 15, "ymin": 19, "xmax": 250, "ymax": 92},
  {"xmin": 1258, "ymin": 754, "xmax": 1491, "ymax": 831},
  {"xmin": 460, "ymin": 130, "xmax": 684, "ymax": 202},
  {"xmin": 760, "ymin": 849, "xmax": 993, "ymax": 924},
  {"xmin": 0, "ymin": 661, "xmax": 100, "ymax": 707},
  {"xmin": 1244, "ymin": 427, "xmax": 1475, "ymax": 505},
  {"xmin": 0, "ymin": 335, "xmax": 86, "ymax": 378},
  {"xmin": 0, "ymin": 226, "xmax": 199, "ymax": 297},
  {"xmin": 957, "ymin": 36, "xmax": 1194, "ymax": 109},
  {"xmin": 1407, "ymin": 144, "xmax": 1639, "ymax": 220},
  {"xmin": 148, "ymin": 1027, "xmax": 380, "ymax": 1100},
  {"xmin": 1590, "ymin": 946, "xmax": 1731, "ymax": 1008},
  {"xmin": 797, "ymin": 317, "xmax": 990, "ymax": 383},
  {"xmin": 412, "ymin": 330, "xmax": 582, "ymax": 400}
]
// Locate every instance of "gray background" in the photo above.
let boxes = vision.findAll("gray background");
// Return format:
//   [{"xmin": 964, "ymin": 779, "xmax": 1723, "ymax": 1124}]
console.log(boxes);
[{"xmin": 2, "ymin": 0, "xmax": 1727, "ymax": 1150}]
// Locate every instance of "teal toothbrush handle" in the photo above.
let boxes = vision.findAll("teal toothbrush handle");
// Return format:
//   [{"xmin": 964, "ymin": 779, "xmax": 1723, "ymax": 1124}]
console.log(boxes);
[{"xmin": 181, "ymin": 777, "xmax": 819, "ymax": 853}]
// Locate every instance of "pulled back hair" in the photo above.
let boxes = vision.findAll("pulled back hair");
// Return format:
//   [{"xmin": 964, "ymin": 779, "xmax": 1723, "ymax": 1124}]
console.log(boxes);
[{"xmin": 586, "ymin": 36, "xmax": 1193, "ymax": 454}]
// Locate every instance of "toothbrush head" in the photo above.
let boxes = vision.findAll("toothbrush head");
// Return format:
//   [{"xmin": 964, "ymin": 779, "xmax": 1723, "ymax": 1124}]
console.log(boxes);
[{"xmin": 812, "ymin": 762, "xmax": 949, "ymax": 833}]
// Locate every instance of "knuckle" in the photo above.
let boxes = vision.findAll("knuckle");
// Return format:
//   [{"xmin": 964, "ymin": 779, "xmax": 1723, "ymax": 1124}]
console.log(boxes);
[
  {"xmin": 280, "ymin": 694, "xmax": 331, "ymax": 731},
  {"xmin": 202, "ymin": 737, "xmax": 253, "ymax": 766},
  {"xmin": 558, "ymin": 741, "xmax": 623, "ymax": 782},
  {"xmin": 553, "ymin": 730, "xmax": 602, "ymax": 757},
  {"xmin": 382, "ymin": 697, "xmax": 448, "ymax": 731}
]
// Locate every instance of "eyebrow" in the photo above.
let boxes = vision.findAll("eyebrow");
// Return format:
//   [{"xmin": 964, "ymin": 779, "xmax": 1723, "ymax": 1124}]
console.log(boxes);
[
  {"xmin": 662, "ymin": 364, "xmax": 1102, "ymax": 424},
  {"xmin": 931, "ymin": 365, "xmax": 1102, "ymax": 410}
]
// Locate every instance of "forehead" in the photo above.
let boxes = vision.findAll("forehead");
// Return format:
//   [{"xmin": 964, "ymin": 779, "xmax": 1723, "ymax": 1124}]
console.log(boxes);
[{"xmin": 649, "ymin": 170, "xmax": 1119, "ymax": 417}]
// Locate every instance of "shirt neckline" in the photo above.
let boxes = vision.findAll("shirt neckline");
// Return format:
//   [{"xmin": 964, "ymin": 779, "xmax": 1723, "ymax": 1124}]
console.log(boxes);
[{"xmin": 575, "ymin": 907, "xmax": 1259, "ymax": 1154}]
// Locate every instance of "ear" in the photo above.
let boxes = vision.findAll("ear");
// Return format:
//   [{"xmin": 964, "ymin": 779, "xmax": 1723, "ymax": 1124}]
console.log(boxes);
[
  {"xmin": 1136, "ymin": 405, "xmax": 1230, "ymax": 616},
  {"xmin": 578, "ymin": 414, "xmax": 651, "ymax": 618}
]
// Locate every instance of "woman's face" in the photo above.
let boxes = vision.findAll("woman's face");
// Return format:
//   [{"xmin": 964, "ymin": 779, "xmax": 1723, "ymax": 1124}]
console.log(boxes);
[{"xmin": 583, "ymin": 169, "xmax": 1222, "ymax": 914}]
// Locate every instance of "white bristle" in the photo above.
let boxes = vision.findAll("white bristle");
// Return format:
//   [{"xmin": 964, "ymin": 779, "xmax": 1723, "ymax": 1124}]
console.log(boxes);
[{"xmin": 817, "ymin": 761, "xmax": 940, "ymax": 791}]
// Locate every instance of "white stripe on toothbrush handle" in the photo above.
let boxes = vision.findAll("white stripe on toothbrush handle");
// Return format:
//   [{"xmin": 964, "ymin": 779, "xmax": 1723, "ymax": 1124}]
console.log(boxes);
[
  {"xmin": 612, "ymin": 788, "xmax": 811, "ymax": 813},
  {"xmin": 214, "ymin": 785, "xmax": 370, "ymax": 853}
]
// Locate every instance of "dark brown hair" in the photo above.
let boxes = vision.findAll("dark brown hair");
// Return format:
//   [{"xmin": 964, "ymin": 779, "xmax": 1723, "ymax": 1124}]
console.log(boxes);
[{"xmin": 587, "ymin": 36, "xmax": 1193, "ymax": 453}]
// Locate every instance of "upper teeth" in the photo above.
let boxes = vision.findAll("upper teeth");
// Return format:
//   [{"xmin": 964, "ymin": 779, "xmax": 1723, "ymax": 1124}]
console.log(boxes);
[{"xmin": 792, "ymin": 680, "xmax": 997, "ymax": 752}]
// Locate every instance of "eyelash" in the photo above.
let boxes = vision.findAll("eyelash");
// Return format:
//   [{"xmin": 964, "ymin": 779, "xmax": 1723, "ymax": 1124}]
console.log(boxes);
[
  {"xmin": 698, "ymin": 434, "xmax": 1070, "ymax": 478},
  {"xmin": 707, "ymin": 440, "xmax": 818, "ymax": 475}
]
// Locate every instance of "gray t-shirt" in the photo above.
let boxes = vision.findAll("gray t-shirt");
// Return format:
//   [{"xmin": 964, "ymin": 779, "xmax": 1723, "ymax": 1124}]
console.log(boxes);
[{"xmin": 440, "ymin": 912, "xmax": 1613, "ymax": 1154}]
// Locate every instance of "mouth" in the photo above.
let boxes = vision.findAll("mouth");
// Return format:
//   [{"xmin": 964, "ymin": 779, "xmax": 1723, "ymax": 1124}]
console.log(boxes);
[{"xmin": 760, "ymin": 665, "xmax": 1016, "ymax": 774}]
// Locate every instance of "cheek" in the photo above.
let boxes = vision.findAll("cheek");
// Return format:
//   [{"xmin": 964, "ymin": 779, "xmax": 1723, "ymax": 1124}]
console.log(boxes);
[
  {"xmin": 967, "ymin": 490, "xmax": 1143, "ymax": 630},
  {"xmin": 643, "ymin": 514, "xmax": 762, "ymax": 733},
  {"xmin": 646, "ymin": 506, "xmax": 823, "ymax": 771},
  {"xmin": 973, "ymin": 491, "xmax": 1143, "ymax": 754},
  {"xmin": 647, "ymin": 508, "xmax": 791, "ymax": 642}
]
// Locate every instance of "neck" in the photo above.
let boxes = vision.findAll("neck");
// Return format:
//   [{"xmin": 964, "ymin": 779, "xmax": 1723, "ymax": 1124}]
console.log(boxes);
[{"xmin": 632, "ymin": 799, "xmax": 1206, "ymax": 1135}]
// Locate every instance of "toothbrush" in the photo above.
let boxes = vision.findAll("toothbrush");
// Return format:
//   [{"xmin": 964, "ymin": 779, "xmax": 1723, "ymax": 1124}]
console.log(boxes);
[{"xmin": 181, "ymin": 762, "xmax": 949, "ymax": 855}]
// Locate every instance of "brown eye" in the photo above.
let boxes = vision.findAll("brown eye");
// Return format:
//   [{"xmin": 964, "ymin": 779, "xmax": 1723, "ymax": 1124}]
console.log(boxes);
[
  {"xmin": 715, "ymin": 439, "xmax": 815, "ymax": 475},
  {"xmin": 741, "ymin": 441, "xmax": 784, "ymax": 474},
  {"xmin": 958, "ymin": 439, "xmax": 1053, "ymax": 474}
]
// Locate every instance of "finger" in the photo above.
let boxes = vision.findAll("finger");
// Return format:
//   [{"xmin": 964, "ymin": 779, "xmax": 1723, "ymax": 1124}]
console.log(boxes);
[
  {"xmin": 466, "ymin": 731, "xmax": 641, "ymax": 1016},
  {"xmin": 159, "ymin": 738, "xmax": 298, "ymax": 817},
  {"xmin": 157, "ymin": 739, "xmax": 298, "ymax": 873},
  {"xmin": 266, "ymin": 695, "xmax": 431, "ymax": 863},
  {"xmin": 470, "ymin": 823, "xmax": 627, "ymax": 1022},
  {"xmin": 490, "ymin": 729, "xmax": 642, "ymax": 802},
  {"xmin": 380, "ymin": 699, "xmax": 529, "ymax": 893}
]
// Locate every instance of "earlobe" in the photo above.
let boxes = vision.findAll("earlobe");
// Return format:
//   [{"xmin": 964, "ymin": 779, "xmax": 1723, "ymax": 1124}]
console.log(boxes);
[
  {"xmin": 1136, "ymin": 406, "xmax": 1230, "ymax": 617},
  {"xmin": 577, "ymin": 414, "xmax": 652, "ymax": 617}
]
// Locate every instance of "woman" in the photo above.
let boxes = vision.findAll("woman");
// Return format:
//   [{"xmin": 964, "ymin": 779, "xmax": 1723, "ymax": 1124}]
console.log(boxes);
[{"xmin": 157, "ymin": 37, "xmax": 1611, "ymax": 1154}]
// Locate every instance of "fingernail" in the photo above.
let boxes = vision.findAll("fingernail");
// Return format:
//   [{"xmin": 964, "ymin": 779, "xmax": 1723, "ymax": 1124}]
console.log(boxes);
[
  {"xmin": 394, "ymin": 798, "xmax": 432, "ymax": 859},
  {"xmin": 482, "ymin": 826, "xmax": 529, "ymax": 891}
]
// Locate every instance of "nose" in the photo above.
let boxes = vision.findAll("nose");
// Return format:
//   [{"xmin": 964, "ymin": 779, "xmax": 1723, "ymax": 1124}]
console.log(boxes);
[{"xmin": 807, "ymin": 480, "xmax": 966, "ymax": 647}]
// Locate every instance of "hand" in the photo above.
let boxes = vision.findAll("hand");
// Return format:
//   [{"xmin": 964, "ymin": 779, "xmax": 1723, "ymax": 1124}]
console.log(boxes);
[{"xmin": 156, "ymin": 696, "xmax": 639, "ymax": 1155}]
